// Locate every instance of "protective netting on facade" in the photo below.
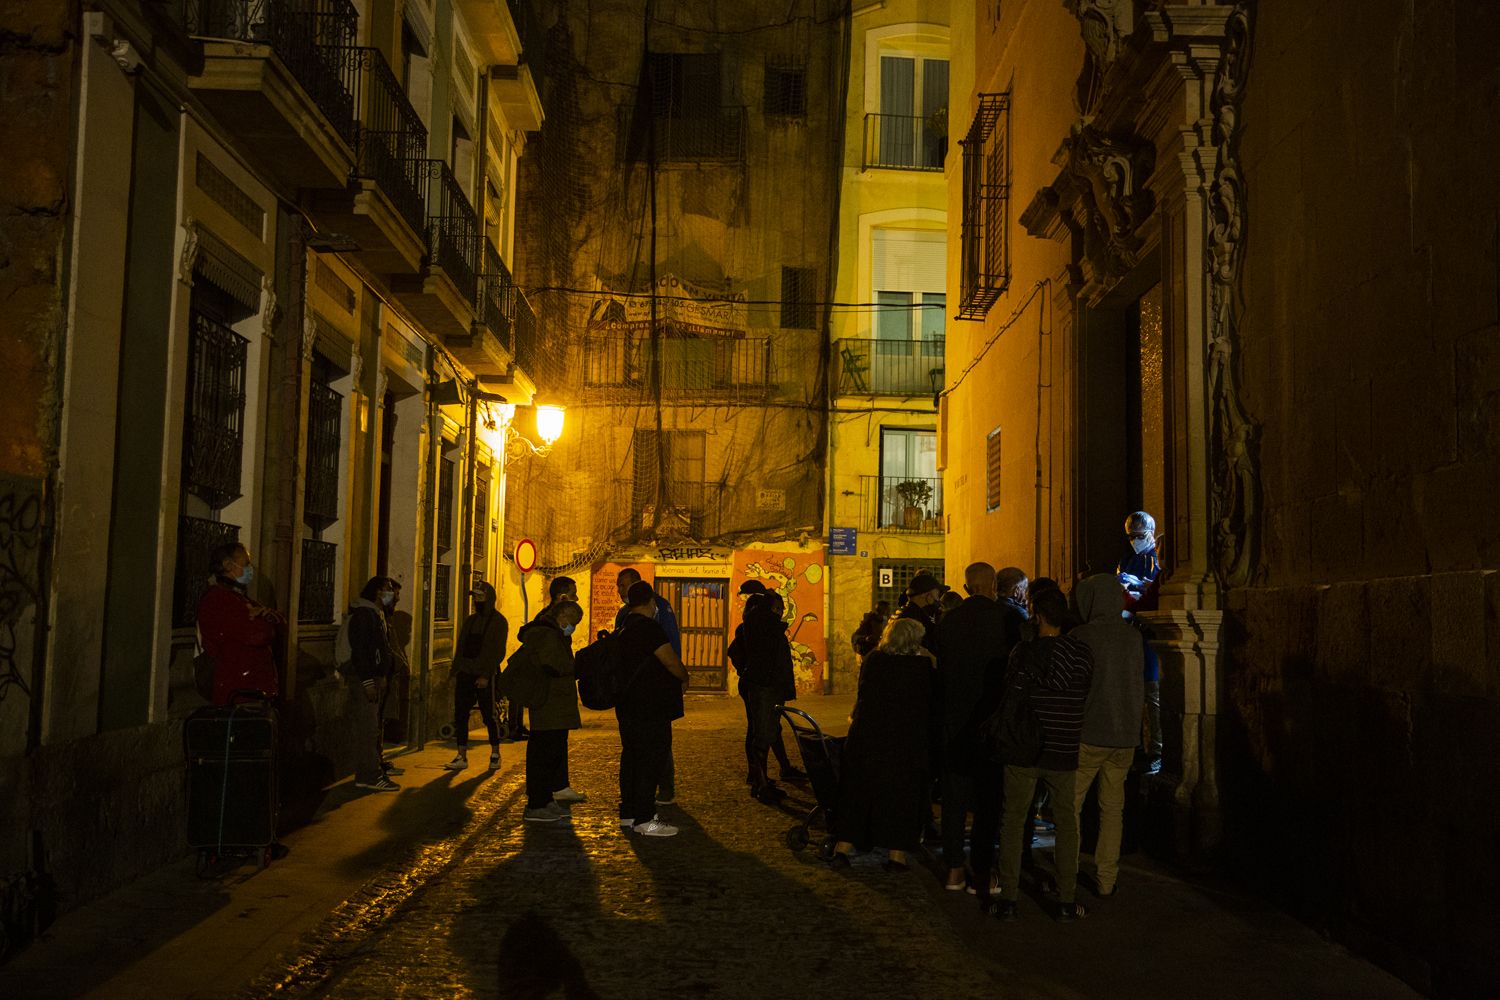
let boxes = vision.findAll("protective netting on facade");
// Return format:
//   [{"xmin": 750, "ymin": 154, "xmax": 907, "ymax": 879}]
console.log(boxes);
[{"xmin": 507, "ymin": 0, "xmax": 848, "ymax": 573}]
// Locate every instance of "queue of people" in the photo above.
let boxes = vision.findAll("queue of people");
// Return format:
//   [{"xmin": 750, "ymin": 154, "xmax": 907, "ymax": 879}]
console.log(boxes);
[{"xmin": 828, "ymin": 511, "xmax": 1164, "ymax": 921}]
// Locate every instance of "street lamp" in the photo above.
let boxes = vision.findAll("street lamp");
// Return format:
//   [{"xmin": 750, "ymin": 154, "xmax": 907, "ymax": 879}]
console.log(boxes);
[{"xmin": 535, "ymin": 403, "xmax": 565, "ymax": 447}]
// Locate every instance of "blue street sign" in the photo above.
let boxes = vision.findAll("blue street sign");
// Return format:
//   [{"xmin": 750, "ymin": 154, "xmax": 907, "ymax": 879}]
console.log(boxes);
[{"xmin": 828, "ymin": 527, "xmax": 857, "ymax": 556}]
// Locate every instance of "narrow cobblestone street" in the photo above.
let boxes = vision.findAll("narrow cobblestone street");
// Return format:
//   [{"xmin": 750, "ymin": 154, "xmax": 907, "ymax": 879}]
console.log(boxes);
[{"xmin": 5, "ymin": 697, "xmax": 1419, "ymax": 999}]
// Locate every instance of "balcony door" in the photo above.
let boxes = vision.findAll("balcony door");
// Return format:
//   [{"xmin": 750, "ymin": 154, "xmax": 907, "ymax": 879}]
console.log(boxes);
[
  {"xmin": 877, "ymin": 55, "xmax": 948, "ymax": 168},
  {"xmin": 872, "ymin": 230, "xmax": 946, "ymax": 393},
  {"xmin": 878, "ymin": 427, "xmax": 939, "ymax": 529}
]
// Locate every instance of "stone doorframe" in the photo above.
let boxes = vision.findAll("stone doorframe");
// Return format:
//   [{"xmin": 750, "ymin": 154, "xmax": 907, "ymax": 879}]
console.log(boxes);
[{"xmin": 1020, "ymin": 1, "xmax": 1255, "ymax": 860}]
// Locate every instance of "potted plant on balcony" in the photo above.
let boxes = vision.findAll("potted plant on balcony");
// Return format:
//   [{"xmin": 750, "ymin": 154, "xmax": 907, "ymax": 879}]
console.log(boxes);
[{"xmin": 893, "ymin": 479, "xmax": 933, "ymax": 529}]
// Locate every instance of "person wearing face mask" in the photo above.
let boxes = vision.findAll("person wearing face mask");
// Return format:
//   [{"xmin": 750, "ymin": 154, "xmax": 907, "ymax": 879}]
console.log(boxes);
[
  {"xmin": 446, "ymin": 582, "xmax": 509, "ymax": 772},
  {"xmin": 197, "ymin": 542, "xmax": 284, "ymax": 706},
  {"xmin": 377, "ymin": 580, "xmax": 410, "ymax": 778},
  {"xmin": 1116, "ymin": 511, "xmax": 1164, "ymax": 774},
  {"xmin": 348, "ymin": 576, "xmax": 399, "ymax": 791},
  {"xmin": 516, "ymin": 600, "xmax": 586, "ymax": 822}
]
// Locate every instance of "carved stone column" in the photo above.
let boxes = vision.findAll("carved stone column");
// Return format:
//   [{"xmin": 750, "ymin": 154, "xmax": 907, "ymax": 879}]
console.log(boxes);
[{"xmin": 1135, "ymin": 2, "xmax": 1254, "ymax": 861}]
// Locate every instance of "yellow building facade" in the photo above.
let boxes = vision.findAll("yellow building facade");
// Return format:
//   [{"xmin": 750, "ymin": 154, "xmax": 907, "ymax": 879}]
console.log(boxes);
[{"xmin": 826, "ymin": 0, "xmax": 952, "ymax": 688}]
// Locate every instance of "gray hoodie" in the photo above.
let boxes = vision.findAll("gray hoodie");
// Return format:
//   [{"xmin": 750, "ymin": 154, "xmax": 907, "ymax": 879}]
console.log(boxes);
[{"xmin": 1071, "ymin": 573, "xmax": 1145, "ymax": 748}]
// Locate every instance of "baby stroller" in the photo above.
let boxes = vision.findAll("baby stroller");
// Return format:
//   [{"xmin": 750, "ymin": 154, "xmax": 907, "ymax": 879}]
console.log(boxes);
[{"xmin": 779, "ymin": 706, "xmax": 844, "ymax": 859}]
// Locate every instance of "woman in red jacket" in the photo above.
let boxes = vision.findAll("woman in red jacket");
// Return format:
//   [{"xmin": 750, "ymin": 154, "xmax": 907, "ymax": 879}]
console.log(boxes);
[{"xmin": 197, "ymin": 542, "xmax": 284, "ymax": 704}]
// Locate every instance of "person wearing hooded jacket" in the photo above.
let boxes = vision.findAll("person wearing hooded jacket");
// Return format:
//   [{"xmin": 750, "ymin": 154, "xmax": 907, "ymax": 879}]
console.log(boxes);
[
  {"xmin": 517, "ymin": 600, "xmax": 586, "ymax": 823},
  {"xmin": 1070, "ymin": 572, "xmax": 1146, "ymax": 898},
  {"xmin": 446, "ymin": 581, "xmax": 509, "ymax": 772},
  {"xmin": 729, "ymin": 590, "xmax": 798, "ymax": 803},
  {"xmin": 348, "ymin": 576, "xmax": 399, "ymax": 791}
]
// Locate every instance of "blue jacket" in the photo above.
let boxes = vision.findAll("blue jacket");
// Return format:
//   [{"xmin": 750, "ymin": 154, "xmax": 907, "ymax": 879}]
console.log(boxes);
[{"xmin": 614, "ymin": 594, "xmax": 681, "ymax": 656}]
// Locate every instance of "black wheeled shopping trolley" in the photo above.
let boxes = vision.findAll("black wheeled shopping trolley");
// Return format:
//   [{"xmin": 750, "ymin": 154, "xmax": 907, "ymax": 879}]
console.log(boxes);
[
  {"xmin": 779, "ymin": 706, "xmax": 844, "ymax": 859},
  {"xmin": 184, "ymin": 691, "xmax": 279, "ymax": 874}
]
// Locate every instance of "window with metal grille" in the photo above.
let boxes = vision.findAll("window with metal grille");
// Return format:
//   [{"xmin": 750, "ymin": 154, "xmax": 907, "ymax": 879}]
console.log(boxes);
[
  {"xmin": 299, "ymin": 538, "xmax": 337, "ymax": 624},
  {"xmin": 304, "ymin": 355, "xmax": 343, "ymax": 533},
  {"xmin": 781, "ymin": 266, "xmax": 817, "ymax": 329},
  {"xmin": 436, "ymin": 454, "xmax": 455, "ymax": 555},
  {"xmin": 434, "ymin": 563, "xmax": 452, "ymax": 622},
  {"xmin": 633, "ymin": 429, "xmax": 708, "ymax": 534},
  {"xmin": 472, "ymin": 471, "xmax": 490, "ymax": 570},
  {"xmin": 182, "ymin": 291, "xmax": 249, "ymax": 511},
  {"xmin": 623, "ymin": 52, "xmax": 743, "ymax": 163},
  {"xmin": 764, "ymin": 65, "xmax": 806, "ymax": 117},
  {"xmin": 959, "ymin": 93, "xmax": 1010, "ymax": 320},
  {"xmin": 870, "ymin": 559, "xmax": 945, "ymax": 613},
  {"xmin": 986, "ymin": 426, "xmax": 1002, "ymax": 512}
]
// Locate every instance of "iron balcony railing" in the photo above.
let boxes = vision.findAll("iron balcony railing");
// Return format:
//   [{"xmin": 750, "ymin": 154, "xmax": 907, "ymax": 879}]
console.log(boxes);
[
  {"xmin": 835, "ymin": 337, "xmax": 944, "ymax": 397},
  {"xmin": 514, "ymin": 289, "xmax": 540, "ymax": 379},
  {"xmin": 863, "ymin": 113, "xmax": 946, "ymax": 171},
  {"xmin": 618, "ymin": 105, "xmax": 747, "ymax": 163},
  {"xmin": 861, "ymin": 475, "xmax": 944, "ymax": 534},
  {"xmin": 584, "ymin": 332, "xmax": 771, "ymax": 400},
  {"xmin": 423, "ymin": 159, "xmax": 482, "ymax": 306},
  {"xmin": 299, "ymin": 538, "xmax": 337, "ymax": 624},
  {"xmin": 173, "ymin": 515, "xmax": 241, "ymax": 628},
  {"xmin": 354, "ymin": 47, "xmax": 428, "ymax": 237},
  {"xmin": 184, "ymin": 0, "xmax": 360, "ymax": 148},
  {"xmin": 479, "ymin": 240, "xmax": 516, "ymax": 351}
]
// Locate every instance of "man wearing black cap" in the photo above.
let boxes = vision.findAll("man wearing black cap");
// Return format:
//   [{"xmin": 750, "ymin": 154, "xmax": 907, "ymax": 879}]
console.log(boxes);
[{"xmin": 897, "ymin": 571, "xmax": 946, "ymax": 634}]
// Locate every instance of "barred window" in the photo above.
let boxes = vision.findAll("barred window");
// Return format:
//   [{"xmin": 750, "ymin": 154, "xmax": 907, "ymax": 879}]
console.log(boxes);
[
  {"xmin": 958, "ymin": 93, "xmax": 1010, "ymax": 320},
  {"xmin": 436, "ymin": 454, "xmax": 456, "ymax": 555},
  {"xmin": 781, "ymin": 265, "xmax": 817, "ymax": 329},
  {"xmin": 986, "ymin": 426, "xmax": 1003, "ymax": 512},
  {"xmin": 764, "ymin": 65, "xmax": 806, "ymax": 118},
  {"xmin": 472, "ymin": 471, "xmax": 490, "ymax": 571},
  {"xmin": 303, "ymin": 354, "xmax": 343, "ymax": 533}
]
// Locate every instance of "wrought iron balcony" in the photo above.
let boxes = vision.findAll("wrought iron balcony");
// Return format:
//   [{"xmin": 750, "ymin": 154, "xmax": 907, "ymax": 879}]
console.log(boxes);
[
  {"xmin": 184, "ymin": 0, "xmax": 361, "ymax": 185},
  {"xmin": 863, "ymin": 113, "xmax": 946, "ymax": 172},
  {"xmin": 354, "ymin": 47, "xmax": 428, "ymax": 239},
  {"xmin": 514, "ymin": 289, "xmax": 541, "ymax": 381},
  {"xmin": 424, "ymin": 159, "xmax": 482, "ymax": 307},
  {"xmin": 478, "ymin": 240, "xmax": 516, "ymax": 352},
  {"xmin": 584, "ymin": 330, "xmax": 771, "ymax": 401},
  {"xmin": 860, "ymin": 475, "xmax": 944, "ymax": 534},
  {"xmin": 183, "ymin": 310, "xmax": 249, "ymax": 510},
  {"xmin": 835, "ymin": 337, "xmax": 944, "ymax": 397}
]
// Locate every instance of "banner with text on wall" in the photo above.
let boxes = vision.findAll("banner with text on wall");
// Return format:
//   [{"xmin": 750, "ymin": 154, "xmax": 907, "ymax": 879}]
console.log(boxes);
[{"xmin": 730, "ymin": 547, "xmax": 827, "ymax": 696}]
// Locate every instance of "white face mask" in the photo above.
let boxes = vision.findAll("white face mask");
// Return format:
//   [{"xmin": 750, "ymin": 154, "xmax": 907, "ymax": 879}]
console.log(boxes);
[
  {"xmin": 379, "ymin": 591, "xmax": 395, "ymax": 606},
  {"xmin": 561, "ymin": 623, "xmax": 576, "ymax": 637},
  {"xmin": 1130, "ymin": 534, "xmax": 1154, "ymax": 554}
]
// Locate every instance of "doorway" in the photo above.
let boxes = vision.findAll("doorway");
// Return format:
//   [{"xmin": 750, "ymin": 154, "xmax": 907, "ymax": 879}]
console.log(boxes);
[{"xmin": 655, "ymin": 577, "xmax": 729, "ymax": 692}]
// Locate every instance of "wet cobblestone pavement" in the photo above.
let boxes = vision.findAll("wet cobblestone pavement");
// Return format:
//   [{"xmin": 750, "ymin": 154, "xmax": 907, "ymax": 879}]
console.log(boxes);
[{"xmin": 249, "ymin": 702, "xmax": 1020, "ymax": 999}]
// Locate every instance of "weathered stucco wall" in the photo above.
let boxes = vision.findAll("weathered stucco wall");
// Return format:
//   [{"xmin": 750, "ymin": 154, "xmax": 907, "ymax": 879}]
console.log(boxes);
[{"xmin": 1228, "ymin": 3, "xmax": 1500, "ymax": 994}]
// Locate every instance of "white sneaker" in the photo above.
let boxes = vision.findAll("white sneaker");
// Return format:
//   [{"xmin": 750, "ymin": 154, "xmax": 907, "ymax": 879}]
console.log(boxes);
[
  {"xmin": 633, "ymin": 819, "xmax": 678, "ymax": 837},
  {"xmin": 620, "ymin": 812, "xmax": 658, "ymax": 827},
  {"xmin": 488, "ymin": 752, "xmax": 501, "ymax": 772},
  {"xmin": 444, "ymin": 752, "xmax": 468, "ymax": 771},
  {"xmin": 524, "ymin": 805, "xmax": 564, "ymax": 823},
  {"xmin": 553, "ymin": 787, "xmax": 586, "ymax": 803}
]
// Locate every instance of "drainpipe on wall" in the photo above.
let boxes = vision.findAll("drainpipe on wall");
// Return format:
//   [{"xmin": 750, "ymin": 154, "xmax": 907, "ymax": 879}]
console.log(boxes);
[{"xmin": 414, "ymin": 368, "xmax": 441, "ymax": 746}]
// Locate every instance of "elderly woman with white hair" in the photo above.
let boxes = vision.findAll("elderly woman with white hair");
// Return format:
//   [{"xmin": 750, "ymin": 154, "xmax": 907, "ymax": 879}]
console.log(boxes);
[{"xmin": 830, "ymin": 616, "xmax": 934, "ymax": 871}]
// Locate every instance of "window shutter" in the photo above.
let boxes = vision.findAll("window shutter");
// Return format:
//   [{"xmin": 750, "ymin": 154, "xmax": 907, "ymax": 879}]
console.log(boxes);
[{"xmin": 872, "ymin": 230, "xmax": 946, "ymax": 294}]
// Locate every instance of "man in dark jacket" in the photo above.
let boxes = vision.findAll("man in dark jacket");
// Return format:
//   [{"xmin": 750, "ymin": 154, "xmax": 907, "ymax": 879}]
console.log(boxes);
[
  {"xmin": 896, "ymin": 572, "xmax": 944, "ymax": 633},
  {"xmin": 1071, "ymin": 572, "xmax": 1146, "ymax": 897},
  {"xmin": 991, "ymin": 586, "xmax": 1093, "ymax": 922},
  {"xmin": 445, "ymin": 581, "xmax": 509, "ymax": 772},
  {"xmin": 348, "ymin": 576, "xmax": 398, "ymax": 792},
  {"xmin": 729, "ymin": 592, "xmax": 797, "ymax": 803},
  {"xmin": 929, "ymin": 562, "xmax": 1023, "ymax": 890},
  {"xmin": 614, "ymin": 566, "xmax": 682, "ymax": 805},
  {"xmin": 615, "ymin": 581, "xmax": 690, "ymax": 837}
]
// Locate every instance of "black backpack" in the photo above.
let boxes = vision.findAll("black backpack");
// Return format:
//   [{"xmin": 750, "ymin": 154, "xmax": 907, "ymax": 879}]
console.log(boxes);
[
  {"xmin": 978, "ymin": 668, "xmax": 1043, "ymax": 767},
  {"xmin": 575, "ymin": 627, "xmax": 645, "ymax": 710}
]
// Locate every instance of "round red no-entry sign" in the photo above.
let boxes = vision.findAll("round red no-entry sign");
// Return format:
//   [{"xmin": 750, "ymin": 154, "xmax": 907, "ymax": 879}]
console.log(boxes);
[{"xmin": 514, "ymin": 538, "xmax": 538, "ymax": 574}]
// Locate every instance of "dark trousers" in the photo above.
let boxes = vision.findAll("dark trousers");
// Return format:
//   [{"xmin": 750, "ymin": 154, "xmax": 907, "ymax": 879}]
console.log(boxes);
[
  {"xmin": 940, "ymin": 765, "xmax": 975, "ymax": 870},
  {"xmin": 618, "ymin": 712, "xmax": 672, "ymax": 824},
  {"xmin": 453, "ymin": 673, "xmax": 500, "ymax": 748},
  {"xmin": 966, "ymin": 762, "xmax": 1007, "ymax": 896},
  {"xmin": 526, "ymin": 729, "xmax": 569, "ymax": 809}
]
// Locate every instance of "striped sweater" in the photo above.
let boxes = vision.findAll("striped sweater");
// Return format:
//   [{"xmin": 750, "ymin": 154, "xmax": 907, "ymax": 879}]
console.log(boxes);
[{"xmin": 1004, "ymin": 634, "xmax": 1094, "ymax": 771}]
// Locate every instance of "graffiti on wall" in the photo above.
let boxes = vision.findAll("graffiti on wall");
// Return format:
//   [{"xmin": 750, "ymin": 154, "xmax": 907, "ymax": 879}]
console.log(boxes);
[
  {"xmin": 589, "ymin": 562, "xmax": 654, "ymax": 639},
  {"xmin": 731, "ymin": 548, "xmax": 826, "ymax": 695}
]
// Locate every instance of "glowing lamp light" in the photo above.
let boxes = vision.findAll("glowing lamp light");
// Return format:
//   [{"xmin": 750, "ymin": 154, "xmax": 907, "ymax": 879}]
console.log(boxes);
[{"xmin": 535, "ymin": 404, "xmax": 566, "ymax": 446}]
